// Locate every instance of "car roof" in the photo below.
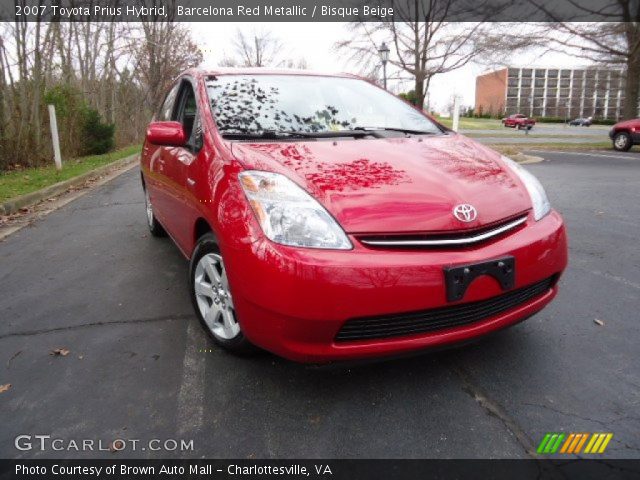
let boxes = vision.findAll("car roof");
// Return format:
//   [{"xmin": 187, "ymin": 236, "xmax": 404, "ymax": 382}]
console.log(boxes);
[{"xmin": 185, "ymin": 67, "xmax": 358, "ymax": 80}]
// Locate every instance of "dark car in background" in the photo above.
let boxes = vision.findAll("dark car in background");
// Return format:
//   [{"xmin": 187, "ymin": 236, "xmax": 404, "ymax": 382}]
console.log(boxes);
[
  {"xmin": 609, "ymin": 118, "xmax": 640, "ymax": 151},
  {"xmin": 569, "ymin": 117, "xmax": 592, "ymax": 127}
]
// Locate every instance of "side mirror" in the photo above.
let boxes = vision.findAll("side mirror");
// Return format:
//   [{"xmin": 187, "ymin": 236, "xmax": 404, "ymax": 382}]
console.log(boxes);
[{"xmin": 146, "ymin": 121, "xmax": 186, "ymax": 146}]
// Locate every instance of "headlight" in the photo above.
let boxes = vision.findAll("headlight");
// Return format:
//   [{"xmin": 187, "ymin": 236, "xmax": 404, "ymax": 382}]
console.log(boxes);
[
  {"xmin": 501, "ymin": 156, "xmax": 551, "ymax": 221},
  {"xmin": 239, "ymin": 170, "xmax": 352, "ymax": 250}
]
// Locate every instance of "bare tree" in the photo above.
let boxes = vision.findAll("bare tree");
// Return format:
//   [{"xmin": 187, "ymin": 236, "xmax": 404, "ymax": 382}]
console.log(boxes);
[
  {"xmin": 0, "ymin": 17, "xmax": 203, "ymax": 169},
  {"xmin": 283, "ymin": 57, "xmax": 309, "ymax": 69},
  {"xmin": 227, "ymin": 28, "xmax": 284, "ymax": 67},
  {"xmin": 524, "ymin": 3, "xmax": 640, "ymax": 119},
  {"xmin": 133, "ymin": 20, "xmax": 203, "ymax": 114},
  {"xmin": 335, "ymin": 0, "xmax": 504, "ymax": 109}
]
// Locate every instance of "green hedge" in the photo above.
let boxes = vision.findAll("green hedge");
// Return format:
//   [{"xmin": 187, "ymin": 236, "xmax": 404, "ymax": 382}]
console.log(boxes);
[{"xmin": 82, "ymin": 108, "xmax": 115, "ymax": 155}]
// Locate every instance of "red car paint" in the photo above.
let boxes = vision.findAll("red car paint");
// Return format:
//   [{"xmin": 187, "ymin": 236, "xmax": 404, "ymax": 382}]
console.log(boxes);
[
  {"xmin": 609, "ymin": 118, "xmax": 640, "ymax": 151},
  {"xmin": 502, "ymin": 114, "xmax": 536, "ymax": 129},
  {"xmin": 140, "ymin": 69, "xmax": 568, "ymax": 362},
  {"xmin": 146, "ymin": 121, "xmax": 186, "ymax": 146}
]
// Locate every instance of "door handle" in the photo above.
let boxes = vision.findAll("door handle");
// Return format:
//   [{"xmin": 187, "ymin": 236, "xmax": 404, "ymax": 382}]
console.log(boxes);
[{"xmin": 187, "ymin": 178, "xmax": 196, "ymax": 187}]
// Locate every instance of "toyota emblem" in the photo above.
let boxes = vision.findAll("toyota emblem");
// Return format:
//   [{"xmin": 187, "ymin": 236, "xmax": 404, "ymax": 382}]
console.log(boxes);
[{"xmin": 453, "ymin": 204, "xmax": 477, "ymax": 222}]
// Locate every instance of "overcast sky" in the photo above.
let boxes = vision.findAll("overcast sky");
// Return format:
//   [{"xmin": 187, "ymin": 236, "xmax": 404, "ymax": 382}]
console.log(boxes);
[{"xmin": 189, "ymin": 22, "xmax": 586, "ymax": 112}]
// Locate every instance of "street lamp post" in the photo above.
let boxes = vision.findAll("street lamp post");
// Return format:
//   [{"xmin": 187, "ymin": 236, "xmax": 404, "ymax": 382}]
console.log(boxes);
[{"xmin": 378, "ymin": 42, "xmax": 390, "ymax": 90}]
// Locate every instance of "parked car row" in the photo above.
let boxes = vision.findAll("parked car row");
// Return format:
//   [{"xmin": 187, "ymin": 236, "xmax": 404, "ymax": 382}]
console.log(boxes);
[
  {"xmin": 501, "ymin": 112, "xmax": 639, "ymax": 151},
  {"xmin": 502, "ymin": 114, "xmax": 593, "ymax": 129}
]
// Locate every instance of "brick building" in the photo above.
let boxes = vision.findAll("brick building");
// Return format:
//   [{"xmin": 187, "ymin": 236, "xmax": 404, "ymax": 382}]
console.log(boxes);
[{"xmin": 475, "ymin": 66, "xmax": 639, "ymax": 120}]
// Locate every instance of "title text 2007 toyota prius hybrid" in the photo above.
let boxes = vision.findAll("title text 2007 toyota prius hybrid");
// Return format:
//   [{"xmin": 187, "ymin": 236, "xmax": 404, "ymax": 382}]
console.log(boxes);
[{"xmin": 140, "ymin": 68, "xmax": 567, "ymax": 362}]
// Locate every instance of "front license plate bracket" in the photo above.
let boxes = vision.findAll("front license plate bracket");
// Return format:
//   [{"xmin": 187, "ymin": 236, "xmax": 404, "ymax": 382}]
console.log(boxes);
[{"xmin": 444, "ymin": 256, "xmax": 515, "ymax": 302}]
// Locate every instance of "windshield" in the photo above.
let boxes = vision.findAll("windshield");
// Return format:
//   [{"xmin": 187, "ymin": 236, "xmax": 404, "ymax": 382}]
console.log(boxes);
[{"xmin": 206, "ymin": 74, "xmax": 442, "ymax": 136}]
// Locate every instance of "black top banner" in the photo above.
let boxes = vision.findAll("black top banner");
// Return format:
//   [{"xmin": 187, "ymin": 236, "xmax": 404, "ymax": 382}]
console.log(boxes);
[{"xmin": 2, "ymin": 0, "xmax": 639, "ymax": 22}]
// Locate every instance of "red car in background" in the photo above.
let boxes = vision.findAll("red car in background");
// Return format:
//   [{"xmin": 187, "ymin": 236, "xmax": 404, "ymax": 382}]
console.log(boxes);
[
  {"xmin": 502, "ymin": 114, "xmax": 536, "ymax": 129},
  {"xmin": 609, "ymin": 118, "xmax": 640, "ymax": 151},
  {"xmin": 140, "ymin": 68, "xmax": 567, "ymax": 363}
]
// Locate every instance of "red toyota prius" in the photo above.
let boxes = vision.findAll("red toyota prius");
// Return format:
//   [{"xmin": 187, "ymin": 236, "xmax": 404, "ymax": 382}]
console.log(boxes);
[{"xmin": 140, "ymin": 68, "xmax": 568, "ymax": 363}]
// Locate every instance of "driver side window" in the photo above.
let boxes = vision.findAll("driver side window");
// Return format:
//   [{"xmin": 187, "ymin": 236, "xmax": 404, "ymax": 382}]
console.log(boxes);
[
  {"xmin": 175, "ymin": 81, "xmax": 202, "ymax": 151},
  {"xmin": 157, "ymin": 83, "xmax": 180, "ymax": 121}
]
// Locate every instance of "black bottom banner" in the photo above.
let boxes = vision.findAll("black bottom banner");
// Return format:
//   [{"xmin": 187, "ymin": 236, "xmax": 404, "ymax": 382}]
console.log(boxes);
[{"xmin": 1, "ymin": 459, "xmax": 640, "ymax": 480}]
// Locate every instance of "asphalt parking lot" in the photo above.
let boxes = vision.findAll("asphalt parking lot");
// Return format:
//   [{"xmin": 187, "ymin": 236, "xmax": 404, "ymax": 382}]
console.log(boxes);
[{"xmin": 0, "ymin": 149, "xmax": 639, "ymax": 459}]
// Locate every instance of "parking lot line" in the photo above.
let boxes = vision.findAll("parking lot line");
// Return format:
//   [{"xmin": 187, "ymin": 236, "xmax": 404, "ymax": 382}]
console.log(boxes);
[
  {"xmin": 177, "ymin": 320, "xmax": 206, "ymax": 436},
  {"xmin": 526, "ymin": 150, "xmax": 640, "ymax": 160}
]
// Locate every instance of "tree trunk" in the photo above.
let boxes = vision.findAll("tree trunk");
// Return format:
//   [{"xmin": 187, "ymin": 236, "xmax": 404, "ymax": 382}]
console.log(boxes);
[
  {"xmin": 623, "ymin": 56, "xmax": 639, "ymax": 120},
  {"xmin": 31, "ymin": 19, "xmax": 42, "ymax": 153},
  {"xmin": 414, "ymin": 74, "xmax": 425, "ymax": 110}
]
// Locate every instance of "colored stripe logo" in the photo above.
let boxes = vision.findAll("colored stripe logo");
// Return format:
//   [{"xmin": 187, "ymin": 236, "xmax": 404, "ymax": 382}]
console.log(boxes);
[{"xmin": 537, "ymin": 433, "xmax": 613, "ymax": 454}]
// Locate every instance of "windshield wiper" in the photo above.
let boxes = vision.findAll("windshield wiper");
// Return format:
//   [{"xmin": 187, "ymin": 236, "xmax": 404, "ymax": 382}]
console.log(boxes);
[
  {"xmin": 277, "ymin": 130, "xmax": 371, "ymax": 138},
  {"xmin": 220, "ymin": 129, "xmax": 371, "ymax": 140},
  {"xmin": 353, "ymin": 127, "xmax": 438, "ymax": 135},
  {"xmin": 220, "ymin": 130, "xmax": 308, "ymax": 140}
]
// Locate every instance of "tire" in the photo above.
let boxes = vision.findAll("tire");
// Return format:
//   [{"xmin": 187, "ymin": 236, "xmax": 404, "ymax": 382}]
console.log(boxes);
[
  {"xmin": 143, "ymin": 187, "xmax": 166, "ymax": 237},
  {"xmin": 189, "ymin": 233, "xmax": 255, "ymax": 354},
  {"xmin": 613, "ymin": 132, "xmax": 632, "ymax": 152}
]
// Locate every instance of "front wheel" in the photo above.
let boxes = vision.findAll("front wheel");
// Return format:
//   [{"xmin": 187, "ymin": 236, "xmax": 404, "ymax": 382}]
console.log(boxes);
[
  {"xmin": 189, "ymin": 233, "xmax": 254, "ymax": 354},
  {"xmin": 613, "ymin": 132, "xmax": 632, "ymax": 151}
]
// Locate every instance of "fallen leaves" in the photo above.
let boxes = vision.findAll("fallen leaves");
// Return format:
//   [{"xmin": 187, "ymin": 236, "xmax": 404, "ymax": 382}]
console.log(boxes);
[
  {"xmin": 109, "ymin": 440, "xmax": 125, "ymax": 453},
  {"xmin": 50, "ymin": 347, "xmax": 70, "ymax": 357},
  {"xmin": 0, "ymin": 383, "xmax": 11, "ymax": 393},
  {"xmin": 594, "ymin": 319, "xmax": 605, "ymax": 326}
]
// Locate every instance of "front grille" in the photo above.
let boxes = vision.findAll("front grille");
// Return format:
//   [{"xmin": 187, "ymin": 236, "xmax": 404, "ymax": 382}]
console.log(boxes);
[
  {"xmin": 335, "ymin": 276, "xmax": 555, "ymax": 342},
  {"xmin": 358, "ymin": 215, "xmax": 528, "ymax": 249}
]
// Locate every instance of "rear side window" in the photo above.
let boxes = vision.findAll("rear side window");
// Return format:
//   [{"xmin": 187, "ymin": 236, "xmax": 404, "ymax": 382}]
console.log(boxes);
[{"xmin": 157, "ymin": 83, "xmax": 180, "ymax": 121}]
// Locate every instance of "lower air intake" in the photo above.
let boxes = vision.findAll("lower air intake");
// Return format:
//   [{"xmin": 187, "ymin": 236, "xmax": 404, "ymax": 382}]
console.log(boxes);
[{"xmin": 335, "ymin": 277, "xmax": 555, "ymax": 342}]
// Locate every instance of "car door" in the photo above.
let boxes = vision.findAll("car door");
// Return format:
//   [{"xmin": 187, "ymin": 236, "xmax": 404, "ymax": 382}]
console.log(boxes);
[
  {"xmin": 145, "ymin": 82, "xmax": 181, "ymax": 229},
  {"xmin": 159, "ymin": 78, "xmax": 204, "ymax": 254}
]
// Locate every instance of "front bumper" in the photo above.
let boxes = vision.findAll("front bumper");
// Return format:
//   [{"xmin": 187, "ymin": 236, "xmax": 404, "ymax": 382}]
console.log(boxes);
[{"xmin": 224, "ymin": 211, "xmax": 568, "ymax": 362}]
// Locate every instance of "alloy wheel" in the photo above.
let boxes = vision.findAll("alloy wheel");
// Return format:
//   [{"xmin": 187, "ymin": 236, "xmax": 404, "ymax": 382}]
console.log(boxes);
[
  {"xmin": 615, "ymin": 134, "xmax": 628, "ymax": 150},
  {"xmin": 193, "ymin": 253, "xmax": 239, "ymax": 340}
]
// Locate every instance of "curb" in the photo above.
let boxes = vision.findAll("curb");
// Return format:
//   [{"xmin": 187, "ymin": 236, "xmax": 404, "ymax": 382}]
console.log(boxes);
[
  {"xmin": 515, "ymin": 154, "xmax": 544, "ymax": 164},
  {"xmin": 0, "ymin": 154, "xmax": 139, "ymax": 216}
]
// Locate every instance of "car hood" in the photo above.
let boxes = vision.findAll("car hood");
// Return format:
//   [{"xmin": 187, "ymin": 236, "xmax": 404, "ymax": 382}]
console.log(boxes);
[
  {"xmin": 614, "ymin": 118, "xmax": 640, "ymax": 129},
  {"xmin": 230, "ymin": 133, "xmax": 531, "ymax": 234}
]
